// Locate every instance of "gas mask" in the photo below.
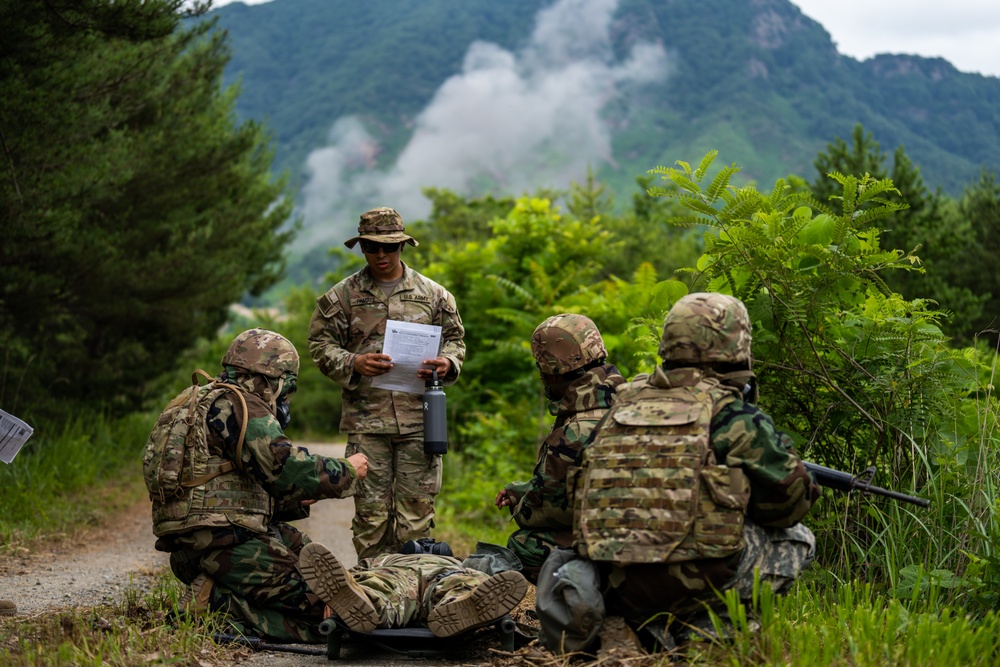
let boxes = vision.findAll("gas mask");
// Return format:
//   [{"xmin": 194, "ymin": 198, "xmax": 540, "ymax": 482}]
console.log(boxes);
[{"xmin": 274, "ymin": 376, "xmax": 297, "ymax": 430}]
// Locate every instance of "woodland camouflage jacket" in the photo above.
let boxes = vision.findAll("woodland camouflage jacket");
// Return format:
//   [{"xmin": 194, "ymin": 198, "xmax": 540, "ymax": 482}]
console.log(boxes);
[
  {"xmin": 308, "ymin": 263, "xmax": 465, "ymax": 434},
  {"xmin": 505, "ymin": 363, "xmax": 624, "ymax": 531},
  {"xmin": 154, "ymin": 383, "xmax": 358, "ymax": 553}
]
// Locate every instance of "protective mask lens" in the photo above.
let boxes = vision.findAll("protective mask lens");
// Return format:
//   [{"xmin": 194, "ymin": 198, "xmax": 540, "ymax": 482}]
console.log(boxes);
[{"xmin": 276, "ymin": 398, "xmax": 292, "ymax": 430}]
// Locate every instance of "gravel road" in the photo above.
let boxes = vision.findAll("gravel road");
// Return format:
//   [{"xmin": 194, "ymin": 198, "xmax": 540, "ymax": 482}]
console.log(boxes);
[{"xmin": 0, "ymin": 443, "xmax": 520, "ymax": 666}]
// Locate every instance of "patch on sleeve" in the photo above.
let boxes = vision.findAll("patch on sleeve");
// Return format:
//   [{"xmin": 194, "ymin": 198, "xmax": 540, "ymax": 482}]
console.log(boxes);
[{"xmin": 316, "ymin": 291, "xmax": 342, "ymax": 318}]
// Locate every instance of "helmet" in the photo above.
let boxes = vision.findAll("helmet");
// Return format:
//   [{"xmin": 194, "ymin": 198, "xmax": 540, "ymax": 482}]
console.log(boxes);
[
  {"xmin": 222, "ymin": 329, "xmax": 300, "ymax": 379},
  {"xmin": 532, "ymin": 314, "xmax": 607, "ymax": 375},
  {"xmin": 659, "ymin": 293, "xmax": 752, "ymax": 366}
]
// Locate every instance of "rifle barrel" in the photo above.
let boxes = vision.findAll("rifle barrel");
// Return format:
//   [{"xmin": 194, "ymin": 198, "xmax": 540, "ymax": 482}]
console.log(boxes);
[{"xmin": 803, "ymin": 462, "xmax": 930, "ymax": 508}]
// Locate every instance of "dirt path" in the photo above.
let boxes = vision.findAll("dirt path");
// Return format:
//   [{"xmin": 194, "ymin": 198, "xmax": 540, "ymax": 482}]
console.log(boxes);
[
  {"xmin": 0, "ymin": 444, "xmax": 518, "ymax": 666},
  {"xmin": 0, "ymin": 444, "xmax": 357, "ymax": 617}
]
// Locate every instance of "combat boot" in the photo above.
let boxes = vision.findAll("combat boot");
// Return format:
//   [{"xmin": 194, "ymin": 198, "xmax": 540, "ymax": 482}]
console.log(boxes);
[
  {"xmin": 0, "ymin": 600, "xmax": 16, "ymax": 616},
  {"xmin": 299, "ymin": 542, "xmax": 379, "ymax": 633},
  {"xmin": 178, "ymin": 573, "xmax": 214, "ymax": 614},
  {"xmin": 427, "ymin": 570, "xmax": 528, "ymax": 638}
]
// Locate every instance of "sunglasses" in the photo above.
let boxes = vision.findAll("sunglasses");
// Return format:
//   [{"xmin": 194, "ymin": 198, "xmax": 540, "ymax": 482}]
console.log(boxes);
[{"xmin": 359, "ymin": 240, "xmax": 403, "ymax": 254}]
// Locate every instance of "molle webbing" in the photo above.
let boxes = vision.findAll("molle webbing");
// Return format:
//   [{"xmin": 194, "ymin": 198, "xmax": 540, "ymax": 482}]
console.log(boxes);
[
  {"xmin": 146, "ymin": 370, "xmax": 271, "ymax": 538},
  {"xmin": 574, "ymin": 377, "xmax": 748, "ymax": 564}
]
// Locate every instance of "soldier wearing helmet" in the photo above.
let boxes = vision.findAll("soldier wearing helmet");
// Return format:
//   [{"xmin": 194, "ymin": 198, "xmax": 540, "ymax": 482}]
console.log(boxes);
[
  {"xmin": 143, "ymin": 329, "xmax": 369, "ymax": 643},
  {"xmin": 537, "ymin": 294, "xmax": 819, "ymax": 653},
  {"xmin": 308, "ymin": 207, "xmax": 466, "ymax": 559},
  {"xmin": 492, "ymin": 313, "xmax": 624, "ymax": 582}
]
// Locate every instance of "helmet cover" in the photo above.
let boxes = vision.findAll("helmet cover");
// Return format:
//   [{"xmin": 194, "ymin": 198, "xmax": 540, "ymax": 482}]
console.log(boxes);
[
  {"xmin": 659, "ymin": 293, "xmax": 752, "ymax": 365},
  {"xmin": 222, "ymin": 329, "xmax": 300, "ymax": 379},
  {"xmin": 532, "ymin": 314, "xmax": 607, "ymax": 375}
]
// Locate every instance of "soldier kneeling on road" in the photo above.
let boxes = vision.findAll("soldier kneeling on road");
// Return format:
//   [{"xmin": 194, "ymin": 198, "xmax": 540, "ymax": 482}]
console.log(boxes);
[{"xmin": 143, "ymin": 329, "xmax": 368, "ymax": 643}]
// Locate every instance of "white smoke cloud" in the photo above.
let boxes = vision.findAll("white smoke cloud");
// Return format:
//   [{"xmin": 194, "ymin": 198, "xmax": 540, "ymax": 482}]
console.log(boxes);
[{"xmin": 296, "ymin": 0, "xmax": 670, "ymax": 249}]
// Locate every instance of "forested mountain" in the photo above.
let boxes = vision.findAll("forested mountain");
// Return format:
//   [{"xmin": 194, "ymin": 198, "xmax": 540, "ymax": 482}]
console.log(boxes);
[{"xmin": 210, "ymin": 0, "xmax": 1000, "ymax": 231}]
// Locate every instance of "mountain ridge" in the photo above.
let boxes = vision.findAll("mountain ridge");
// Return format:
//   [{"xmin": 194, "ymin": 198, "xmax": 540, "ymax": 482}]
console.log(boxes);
[{"xmin": 209, "ymin": 0, "xmax": 999, "ymax": 214}]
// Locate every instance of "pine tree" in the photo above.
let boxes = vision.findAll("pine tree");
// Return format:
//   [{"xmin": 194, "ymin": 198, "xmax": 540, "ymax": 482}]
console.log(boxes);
[{"xmin": 0, "ymin": 0, "xmax": 294, "ymax": 417}]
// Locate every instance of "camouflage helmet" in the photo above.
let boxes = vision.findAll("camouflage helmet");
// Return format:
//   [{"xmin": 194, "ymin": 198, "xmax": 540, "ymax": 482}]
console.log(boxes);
[
  {"xmin": 532, "ymin": 314, "xmax": 607, "ymax": 375},
  {"xmin": 222, "ymin": 329, "xmax": 300, "ymax": 379},
  {"xmin": 659, "ymin": 293, "xmax": 752, "ymax": 366},
  {"xmin": 343, "ymin": 206, "xmax": 418, "ymax": 249}
]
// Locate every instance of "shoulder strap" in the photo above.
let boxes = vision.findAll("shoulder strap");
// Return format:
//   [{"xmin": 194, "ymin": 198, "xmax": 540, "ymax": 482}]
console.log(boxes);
[{"xmin": 179, "ymin": 369, "xmax": 250, "ymax": 489}]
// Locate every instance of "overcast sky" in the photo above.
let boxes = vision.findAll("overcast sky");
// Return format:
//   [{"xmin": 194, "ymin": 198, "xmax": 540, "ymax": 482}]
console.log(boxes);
[{"xmin": 210, "ymin": 0, "xmax": 1000, "ymax": 78}]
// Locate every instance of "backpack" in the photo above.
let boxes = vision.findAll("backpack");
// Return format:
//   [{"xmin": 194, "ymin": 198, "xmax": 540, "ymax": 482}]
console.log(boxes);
[{"xmin": 142, "ymin": 370, "xmax": 249, "ymax": 506}]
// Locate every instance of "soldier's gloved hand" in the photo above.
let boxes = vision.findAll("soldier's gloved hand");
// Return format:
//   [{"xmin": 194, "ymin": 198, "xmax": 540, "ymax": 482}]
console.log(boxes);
[
  {"xmin": 347, "ymin": 452, "xmax": 369, "ymax": 479},
  {"xmin": 354, "ymin": 353, "xmax": 393, "ymax": 377}
]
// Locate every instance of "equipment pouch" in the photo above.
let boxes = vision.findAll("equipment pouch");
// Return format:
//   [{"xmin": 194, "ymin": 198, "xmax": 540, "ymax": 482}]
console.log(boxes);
[{"xmin": 700, "ymin": 465, "xmax": 750, "ymax": 509}]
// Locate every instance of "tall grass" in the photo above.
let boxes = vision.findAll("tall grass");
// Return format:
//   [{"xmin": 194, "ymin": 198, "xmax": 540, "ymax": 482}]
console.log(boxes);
[
  {"xmin": 680, "ymin": 581, "xmax": 1000, "ymax": 667},
  {"xmin": 0, "ymin": 411, "xmax": 153, "ymax": 546},
  {"xmin": 0, "ymin": 572, "xmax": 241, "ymax": 667}
]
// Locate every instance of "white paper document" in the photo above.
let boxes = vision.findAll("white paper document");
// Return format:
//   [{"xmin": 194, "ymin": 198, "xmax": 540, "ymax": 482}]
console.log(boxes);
[
  {"xmin": 0, "ymin": 408, "xmax": 35, "ymax": 464},
  {"xmin": 371, "ymin": 320, "xmax": 442, "ymax": 395}
]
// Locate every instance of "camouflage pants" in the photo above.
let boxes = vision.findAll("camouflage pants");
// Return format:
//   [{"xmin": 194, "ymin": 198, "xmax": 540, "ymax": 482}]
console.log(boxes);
[
  {"xmin": 351, "ymin": 553, "xmax": 490, "ymax": 627},
  {"xmin": 347, "ymin": 432, "xmax": 442, "ymax": 559},
  {"xmin": 603, "ymin": 519, "xmax": 816, "ymax": 621},
  {"xmin": 506, "ymin": 527, "xmax": 573, "ymax": 583},
  {"xmin": 538, "ymin": 520, "xmax": 816, "ymax": 649},
  {"xmin": 172, "ymin": 522, "xmax": 326, "ymax": 643}
]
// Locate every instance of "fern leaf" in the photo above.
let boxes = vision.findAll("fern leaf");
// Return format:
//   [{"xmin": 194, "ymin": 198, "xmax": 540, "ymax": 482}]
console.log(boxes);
[{"xmin": 693, "ymin": 150, "xmax": 719, "ymax": 181}]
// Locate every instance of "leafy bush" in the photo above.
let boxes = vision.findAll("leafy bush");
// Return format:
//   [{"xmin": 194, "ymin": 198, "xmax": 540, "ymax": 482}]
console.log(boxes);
[{"xmin": 648, "ymin": 151, "xmax": 1000, "ymax": 613}]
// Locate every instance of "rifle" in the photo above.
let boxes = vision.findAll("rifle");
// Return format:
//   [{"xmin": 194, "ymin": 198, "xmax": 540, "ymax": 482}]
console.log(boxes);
[{"xmin": 803, "ymin": 462, "xmax": 930, "ymax": 508}]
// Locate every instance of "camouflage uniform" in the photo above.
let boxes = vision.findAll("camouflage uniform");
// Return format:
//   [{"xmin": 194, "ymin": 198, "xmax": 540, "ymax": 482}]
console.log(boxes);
[
  {"xmin": 584, "ymin": 370, "xmax": 818, "ymax": 623},
  {"xmin": 146, "ymin": 330, "xmax": 359, "ymax": 643},
  {"xmin": 298, "ymin": 543, "xmax": 528, "ymax": 637},
  {"xmin": 502, "ymin": 314, "xmax": 624, "ymax": 580},
  {"xmin": 538, "ymin": 294, "xmax": 820, "ymax": 651},
  {"xmin": 308, "ymin": 208, "xmax": 465, "ymax": 559}
]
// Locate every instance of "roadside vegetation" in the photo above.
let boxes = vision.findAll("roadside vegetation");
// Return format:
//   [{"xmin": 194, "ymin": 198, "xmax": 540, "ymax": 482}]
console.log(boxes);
[{"xmin": 3, "ymin": 2, "xmax": 1000, "ymax": 666}]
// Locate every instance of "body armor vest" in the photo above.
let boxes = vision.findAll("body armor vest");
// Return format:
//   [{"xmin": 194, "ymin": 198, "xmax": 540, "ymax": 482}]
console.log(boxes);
[
  {"xmin": 573, "ymin": 369, "xmax": 749, "ymax": 564},
  {"xmin": 143, "ymin": 373, "xmax": 272, "ymax": 538}
]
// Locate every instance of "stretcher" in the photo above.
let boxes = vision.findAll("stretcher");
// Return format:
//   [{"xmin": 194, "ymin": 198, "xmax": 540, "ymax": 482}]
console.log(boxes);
[
  {"xmin": 213, "ymin": 612, "xmax": 533, "ymax": 660},
  {"xmin": 317, "ymin": 613, "xmax": 527, "ymax": 660}
]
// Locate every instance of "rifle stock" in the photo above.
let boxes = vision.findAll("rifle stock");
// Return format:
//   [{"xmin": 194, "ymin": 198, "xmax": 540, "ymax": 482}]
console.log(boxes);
[{"xmin": 803, "ymin": 462, "xmax": 930, "ymax": 508}]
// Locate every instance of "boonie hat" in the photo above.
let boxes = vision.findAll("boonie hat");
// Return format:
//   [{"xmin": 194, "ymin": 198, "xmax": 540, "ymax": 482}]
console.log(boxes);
[{"xmin": 344, "ymin": 206, "xmax": 418, "ymax": 249}]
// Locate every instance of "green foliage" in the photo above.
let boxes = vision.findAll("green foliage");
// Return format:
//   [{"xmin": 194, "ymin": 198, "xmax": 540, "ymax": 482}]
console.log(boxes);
[
  {"xmin": 651, "ymin": 151, "xmax": 1000, "ymax": 613},
  {"xmin": 0, "ymin": 571, "xmax": 241, "ymax": 666},
  {"xmin": 650, "ymin": 151, "xmax": 972, "ymax": 472},
  {"xmin": 682, "ymin": 580, "xmax": 1000, "ymax": 666},
  {"xmin": 437, "ymin": 405, "xmax": 538, "ymax": 540},
  {"xmin": 0, "ymin": 411, "xmax": 152, "ymax": 542},
  {"xmin": 0, "ymin": 0, "xmax": 294, "ymax": 421},
  {"xmin": 809, "ymin": 124, "xmax": 988, "ymax": 341},
  {"xmin": 957, "ymin": 169, "xmax": 1000, "ymax": 343}
]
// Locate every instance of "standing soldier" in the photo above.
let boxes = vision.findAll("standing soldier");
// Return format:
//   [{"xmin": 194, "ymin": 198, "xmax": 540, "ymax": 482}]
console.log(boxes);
[
  {"xmin": 143, "ymin": 329, "xmax": 368, "ymax": 642},
  {"xmin": 308, "ymin": 207, "xmax": 465, "ymax": 559},
  {"xmin": 538, "ymin": 293, "xmax": 820, "ymax": 652},
  {"xmin": 494, "ymin": 314, "xmax": 624, "ymax": 582}
]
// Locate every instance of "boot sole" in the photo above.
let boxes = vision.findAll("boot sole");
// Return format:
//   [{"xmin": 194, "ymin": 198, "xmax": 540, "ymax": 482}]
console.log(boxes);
[
  {"xmin": 427, "ymin": 570, "xmax": 528, "ymax": 638},
  {"xmin": 299, "ymin": 542, "xmax": 379, "ymax": 633}
]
